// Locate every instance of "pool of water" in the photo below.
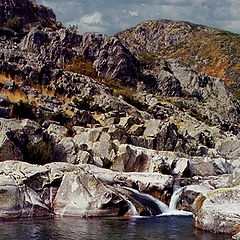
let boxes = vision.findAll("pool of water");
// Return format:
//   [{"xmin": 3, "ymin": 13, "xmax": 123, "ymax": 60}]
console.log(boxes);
[{"xmin": 0, "ymin": 216, "xmax": 230, "ymax": 240}]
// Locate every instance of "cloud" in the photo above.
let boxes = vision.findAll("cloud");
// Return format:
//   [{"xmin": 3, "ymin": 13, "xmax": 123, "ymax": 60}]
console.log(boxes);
[
  {"xmin": 81, "ymin": 12, "xmax": 102, "ymax": 25},
  {"xmin": 129, "ymin": 11, "xmax": 138, "ymax": 17},
  {"xmin": 38, "ymin": 0, "xmax": 240, "ymax": 35}
]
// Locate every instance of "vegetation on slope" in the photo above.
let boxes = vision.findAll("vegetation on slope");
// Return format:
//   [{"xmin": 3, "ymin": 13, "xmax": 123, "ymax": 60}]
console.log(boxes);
[{"xmin": 116, "ymin": 20, "xmax": 240, "ymax": 95}]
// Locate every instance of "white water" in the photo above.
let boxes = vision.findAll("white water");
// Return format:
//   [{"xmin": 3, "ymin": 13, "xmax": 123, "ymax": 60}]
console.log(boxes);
[
  {"xmin": 119, "ymin": 193, "xmax": 139, "ymax": 216},
  {"xmin": 123, "ymin": 186, "xmax": 192, "ymax": 217},
  {"xmin": 124, "ymin": 187, "xmax": 169, "ymax": 214}
]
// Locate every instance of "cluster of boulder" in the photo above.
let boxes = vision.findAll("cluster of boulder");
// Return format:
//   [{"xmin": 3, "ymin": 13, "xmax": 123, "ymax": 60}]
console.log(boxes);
[{"xmin": 0, "ymin": 0, "xmax": 239, "ymax": 238}]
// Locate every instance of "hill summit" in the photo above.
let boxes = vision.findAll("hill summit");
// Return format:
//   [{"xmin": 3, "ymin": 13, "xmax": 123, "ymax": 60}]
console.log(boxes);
[{"xmin": 116, "ymin": 19, "xmax": 240, "ymax": 94}]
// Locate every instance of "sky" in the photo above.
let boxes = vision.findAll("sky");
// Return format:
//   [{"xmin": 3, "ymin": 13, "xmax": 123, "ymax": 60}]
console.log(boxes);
[{"xmin": 38, "ymin": 0, "xmax": 240, "ymax": 35}]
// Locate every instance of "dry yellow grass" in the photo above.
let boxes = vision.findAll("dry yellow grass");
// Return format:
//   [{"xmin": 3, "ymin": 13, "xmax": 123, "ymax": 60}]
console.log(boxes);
[
  {"xmin": 0, "ymin": 89, "xmax": 27, "ymax": 102},
  {"xmin": 173, "ymin": 121, "xmax": 186, "ymax": 127},
  {"xmin": 0, "ymin": 74, "xmax": 9, "ymax": 84}
]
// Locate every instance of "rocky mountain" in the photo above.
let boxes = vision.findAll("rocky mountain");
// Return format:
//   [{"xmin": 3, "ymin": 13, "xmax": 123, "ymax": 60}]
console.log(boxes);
[
  {"xmin": 116, "ymin": 19, "xmax": 240, "ymax": 95},
  {"xmin": 0, "ymin": 0, "xmax": 56, "ymax": 29},
  {"xmin": 0, "ymin": 0, "xmax": 239, "ymax": 238}
]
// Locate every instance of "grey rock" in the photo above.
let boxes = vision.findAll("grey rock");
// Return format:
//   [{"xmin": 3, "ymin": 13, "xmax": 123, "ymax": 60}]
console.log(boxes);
[
  {"xmin": 187, "ymin": 157, "xmax": 232, "ymax": 177},
  {"xmin": 0, "ymin": 0, "xmax": 56, "ymax": 28},
  {"xmin": 54, "ymin": 137, "xmax": 77, "ymax": 163},
  {"xmin": 53, "ymin": 171, "xmax": 124, "ymax": 217},
  {"xmin": 193, "ymin": 186, "xmax": 240, "ymax": 234},
  {"xmin": 47, "ymin": 124, "xmax": 68, "ymax": 143},
  {"xmin": 130, "ymin": 135, "xmax": 154, "ymax": 149},
  {"xmin": 0, "ymin": 130, "xmax": 23, "ymax": 161},
  {"xmin": 20, "ymin": 28, "xmax": 49, "ymax": 51}
]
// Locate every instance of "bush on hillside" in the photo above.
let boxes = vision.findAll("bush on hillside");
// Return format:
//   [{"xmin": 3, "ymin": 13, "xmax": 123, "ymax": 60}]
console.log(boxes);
[
  {"xmin": 11, "ymin": 100, "xmax": 35, "ymax": 120},
  {"xmin": 65, "ymin": 56, "xmax": 98, "ymax": 79},
  {"xmin": 138, "ymin": 51, "xmax": 157, "ymax": 68},
  {"xmin": 4, "ymin": 17, "xmax": 22, "ymax": 32},
  {"xmin": 25, "ymin": 140, "xmax": 53, "ymax": 165}
]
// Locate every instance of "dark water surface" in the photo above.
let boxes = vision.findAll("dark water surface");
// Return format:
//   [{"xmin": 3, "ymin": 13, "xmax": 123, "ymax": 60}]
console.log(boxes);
[{"xmin": 0, "ymin": 216, "xmax": 230, "ymax": 240}]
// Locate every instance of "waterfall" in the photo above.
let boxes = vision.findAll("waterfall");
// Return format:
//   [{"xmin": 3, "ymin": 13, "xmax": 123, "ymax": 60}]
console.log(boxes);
[
  {"xmin": 119, "ymin": 193, "xmax": 139, "ymax": 216},
  {"xmin": 122, "ymin": 186, "xmax": 192, "ymax": 217},
  {"xmin": 169, "ymin": 186, "xmax": 183, "ymax": 211},
  {"xmin": 161, "ymin": 186, "xmax": 193, "ymax": 216},
  {"xmin": 123, "ymin": 187, "xmax": 168, "ymax": 215}
]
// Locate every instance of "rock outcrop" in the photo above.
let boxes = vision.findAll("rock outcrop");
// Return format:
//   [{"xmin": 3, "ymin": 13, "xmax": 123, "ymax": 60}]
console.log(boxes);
[
  {"xmin": 193, "ymin": 187, "xmax": 240, "ymax": 234},
  {"xmin": 0, "ymin": 0, "xmax": 56, "ymax": 28},
  {"xmin": 0, "ymin": 161, "xmax": 173, "ymax": 218}
]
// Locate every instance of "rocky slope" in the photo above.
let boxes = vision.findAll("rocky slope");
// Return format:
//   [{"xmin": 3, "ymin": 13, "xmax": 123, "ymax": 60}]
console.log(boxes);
[
  {"xmin": 0, "ymin": 0, "xmax": 239, "ymax": 238},
  {"xmin": 116, "ymin": 19, "xmax": 240, "ymax": 96}
]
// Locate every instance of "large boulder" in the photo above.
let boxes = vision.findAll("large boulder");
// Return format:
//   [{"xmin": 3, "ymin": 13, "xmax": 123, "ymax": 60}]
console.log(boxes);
[
  {"xmin": 53, "ymin": 171, "xmax": 125, "ymax": 217},
  {"xmin": 193, "ymin": 186, "xmax": 240, "ymax": 235},
  {"xmin": 20, "ymin": 28, "xmax": 49, "ymax": 51},
  {"xmin": 79, "ymin": 33, "xmax": 139, "ymax": 85},
  {"xmin": 0, "ymin": 130, "xmax": 23, "ymax": 161}
]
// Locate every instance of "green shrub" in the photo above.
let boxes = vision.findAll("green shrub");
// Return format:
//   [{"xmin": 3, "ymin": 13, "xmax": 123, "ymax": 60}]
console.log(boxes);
[
  {"xmin": 72, "ymin": 96, "xmax": 93, "ymax": 110},
  {"xmin": 233, "ymin": 89, "xmax": 240, "ymax": 100},
  {"xmin": 105, "ymin": 79, "xmax": 148, "ymax": 111},
  {"xmin": 138, "ymin": 51, "xmax": 157, "ymax": 68},
  {"xmin": 65, "ymin": 56, "xmax": 97, "ymax": 79},
  {"xmin": 4, "ymin": 17, "xmax": 22, "ymax": 32},
  {"xmin": 0, "ymin": 27, "xmax": 14, "ymax": 38},
  {"xmin": 190, "ymin": 108, "xmax": 210, "ymax": 125},
  {"xmin": 48, "ymin": 111, "xmax": 68, "ymax": 125},
  {"xmin": 11, "ymin": 100, "xmax": 35, "ymax": 120},
  {"xmin": 25, "ymin": 140, "xmax": 53, "ymax": 165},
  {"xmin": 102, "ymin": 158, "xmax": 113, "ymax": 169}
]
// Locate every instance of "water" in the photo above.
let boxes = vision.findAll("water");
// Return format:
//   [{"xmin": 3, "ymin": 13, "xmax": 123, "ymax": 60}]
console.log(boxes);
[
  {"xmin": 169, "ymin": 187, "xmax": 183, "ymax": 211},
  {"xmin": 124, "ymin": 186, "xmax": 192, "ymax": 217},
  {"xmin": 0, "ymin": 216, "xmax": 230, "ymax": 240}
]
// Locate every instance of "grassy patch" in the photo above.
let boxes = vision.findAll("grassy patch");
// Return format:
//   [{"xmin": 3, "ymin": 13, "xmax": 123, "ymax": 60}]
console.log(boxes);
[
  {"xmin": 25, "ymin": 140, "xmax": 53, "ymax": 165},
  {"xmin": 233, "ymin": 89, "xmax": 240, "ymax": 100},
  {"xmin": 4, "ymin": 17, "xmax": 22, "ymax": 32},
  {"xmin": 10, "ymin": 100, "xmax": 36, "ymax": 120},
  {"xmin": 64, "ymin": 56, "xmax": 98, "ymax": 79},
  {"xmin": 138, "ymin": 51, "xmax": 157, "ymax": 68},
  {"xmin": 105, "ymin": 79, "xmax": 148, "ymax": 111},
  {"xmin": 190, "ymin": 108, "xmax": 210, "ymax": 125}
]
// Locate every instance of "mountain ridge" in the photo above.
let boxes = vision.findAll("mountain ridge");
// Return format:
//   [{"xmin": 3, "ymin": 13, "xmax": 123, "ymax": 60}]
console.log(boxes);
[{"xmin": 116, "ymin": 19, "xmax": 240, "ymax": 94}]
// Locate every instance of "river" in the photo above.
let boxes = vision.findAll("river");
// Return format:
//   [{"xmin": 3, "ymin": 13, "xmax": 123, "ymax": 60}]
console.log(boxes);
[{"xmin": 0, "ymin": 216, "xmax": 230, "ymax": 240}]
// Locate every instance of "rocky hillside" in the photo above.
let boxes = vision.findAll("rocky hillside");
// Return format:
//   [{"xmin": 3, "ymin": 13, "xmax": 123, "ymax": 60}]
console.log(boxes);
[
  {"xmin": 0, "ymin": 0, "xmax": 56, "ymax": 29},
  {"xmin": 0, "ymin": 1, "xmax": 239, "ymax": 238},
  {"xmin": 116, "ymin": 19, "xmax": 240, "ymax": 96}
]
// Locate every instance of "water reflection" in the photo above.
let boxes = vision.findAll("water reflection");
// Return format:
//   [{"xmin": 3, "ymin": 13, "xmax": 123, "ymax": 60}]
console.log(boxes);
[{"xmin": 0, "ymin": 216, "xmax": 230, "ymax": 240}]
